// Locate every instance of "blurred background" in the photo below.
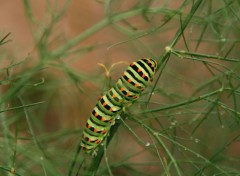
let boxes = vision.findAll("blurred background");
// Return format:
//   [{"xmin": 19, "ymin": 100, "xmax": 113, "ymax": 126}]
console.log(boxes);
[{"xmin": 0, "ymin": 0, "xmax": 240, "ymax": 176}]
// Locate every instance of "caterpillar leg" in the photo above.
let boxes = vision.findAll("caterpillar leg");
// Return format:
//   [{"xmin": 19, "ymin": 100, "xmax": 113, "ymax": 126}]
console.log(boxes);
[{"xmin": 91, "ymin": 148, "xmax": 98, "ymax": 157}]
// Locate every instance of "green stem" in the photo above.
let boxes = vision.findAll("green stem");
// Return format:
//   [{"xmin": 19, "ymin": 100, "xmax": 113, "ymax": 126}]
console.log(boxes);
[
  {"xmin": 168, "ymin": 0, "xmax": 203, "ymax": 48},
  {"xmin": 140, "ymin": 88, "xmax": 223, "ymax": 114}
]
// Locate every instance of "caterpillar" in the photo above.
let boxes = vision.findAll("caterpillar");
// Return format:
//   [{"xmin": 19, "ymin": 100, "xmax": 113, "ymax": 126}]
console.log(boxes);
[{"xmin": 80, "ymin": 58, "xmax": 157, "ymax": 154}]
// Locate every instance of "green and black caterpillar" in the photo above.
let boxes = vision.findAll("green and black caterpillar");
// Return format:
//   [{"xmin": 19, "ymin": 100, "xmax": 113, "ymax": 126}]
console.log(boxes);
[{"xmin": 80, "ymin": 58, "xmax": 157, "ymax": 154}]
